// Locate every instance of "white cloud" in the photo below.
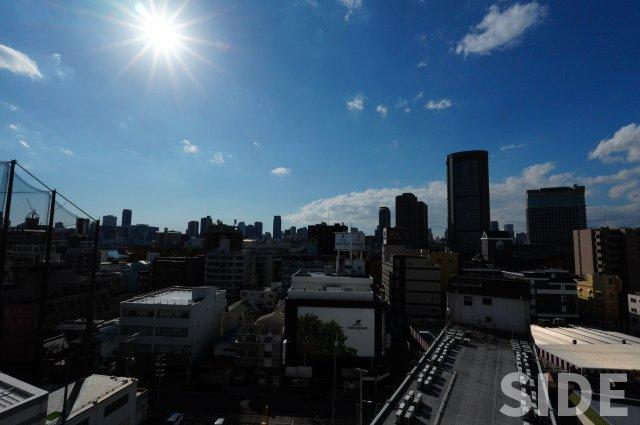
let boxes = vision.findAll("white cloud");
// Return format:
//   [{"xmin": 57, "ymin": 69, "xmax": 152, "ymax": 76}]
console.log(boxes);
[
  {"xmin": 414, "ymin": 91, "xmax": 424, "ymax": 102},
  {"xmin": 7, "ymin": 123, "xmax": 19, "ymax": 131},
  {"xmin": 51, "ymin": 52, "xmax": 71, "ymax": 79},
  {"xmin": 500, "ymin": 143, "xmax": 525, "ymax": 151},
  {"xmin": 60, "ymin": 148, "xmax": 77, "ymax": 156},
  {"xmin": 395, "ymin": 98, "xmax": 411, "ymax": 113},
  {"xmin": 455, "ymin": 2, "xmax": 547, "ymax": 56},
  {"xmin": 424, "ymin": 99, "xmax": 452, "ymax": 110},
  {"xmin": 180, "ymin": 139, "xmax": 200, "ymax": 154},
  {"xmin": 588, "ymin": 123, "xmax": 640, "ymax": 163},
  {"xmin": 346, "ymin": 93, "xmax": 365, "ymax": 112},
  {"xmin": 375, "ymin": 104, "xmax": 388, "ymax": 117},
  {"xmin": 209, "ymin": 153, "xmax": 225, "ymax": 165},
  {"xmin": 339, "ymin": 0, "xmax": 362, "ymax": 22},
  {"xmin": 0, "ymin": 44, "xmax": 43, "ymax": 79},
  {"xmin": 271, "ymin": 167, "xmax": 291, "ymax": 177},
  {"xmin": 391, "ymin": 139, "xmax": 399, "ymax": 148},
  {"xmin": 253, "ymin": 141, "xmax": 260, "ymax": 147},
  {"xmin": 417, "ymin": 60, "xmax": 428, "ymax": 68},
  {"xmin": 19, "ymin": 140, "xmax": 29, "ymax": 149},
  {"xmin": 8, "ymin": 104, "xmax": 18, "ymax": 111}
]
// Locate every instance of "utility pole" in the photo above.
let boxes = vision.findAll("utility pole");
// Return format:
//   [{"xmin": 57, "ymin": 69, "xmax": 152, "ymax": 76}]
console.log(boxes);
[
  {"xmin": 35, "ymin": 189, "xmax": 57, "ymax": 381},
  {"xmin": 332, "ymin": 334, "xmax": 338, "ymax": 425},
  {"xmin": 0, "ymin": 160, "xmax": 16, "ymax": 348}
]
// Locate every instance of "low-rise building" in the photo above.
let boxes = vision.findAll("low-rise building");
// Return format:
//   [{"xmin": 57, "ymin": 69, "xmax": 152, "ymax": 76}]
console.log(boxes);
[
  {"xmin": 235, "ymin": 319, "xmax": 284, "ymax": 387},
  {"xmin": 0, "ymin": 372, "xmax": 48, "ymax": 425},
  {"xmin": 150, "ymin": 256, "xmax": 204, "ymax": 290},
  {"xmin": 629, "ymin": 292, "xmax": 640, "ymax": 336},
  {"xmin": 45, "ymin": 374, "xmax": 147, "ymax": 425},
  {"xmin": 448, "ymin": 273, "xmax": 531, "ymax": 334},
  {"xmin": 241, "ymin": 287, "xmax": 278, "ymax": 312},
  {"xmin": 119, "ymin": 286, "xmax": 226, "ymax": 372}
]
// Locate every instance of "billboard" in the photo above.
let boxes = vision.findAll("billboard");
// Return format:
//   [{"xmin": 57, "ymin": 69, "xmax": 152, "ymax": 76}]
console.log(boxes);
[{"xmin": 297, "ymin": 306, "xmax": 375, "ymax": 357}]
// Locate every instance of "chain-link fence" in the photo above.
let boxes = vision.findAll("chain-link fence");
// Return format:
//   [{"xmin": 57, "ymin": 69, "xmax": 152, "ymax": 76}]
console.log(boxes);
[{"xmin": 0, "ymin": 160, "xmax": 101, "ymax": 382}]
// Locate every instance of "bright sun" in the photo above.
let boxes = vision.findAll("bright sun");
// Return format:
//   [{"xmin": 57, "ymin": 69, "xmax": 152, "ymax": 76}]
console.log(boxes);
[{"xmin": 135, "ymin": 3, "xmax": 182, "ymax": 53}]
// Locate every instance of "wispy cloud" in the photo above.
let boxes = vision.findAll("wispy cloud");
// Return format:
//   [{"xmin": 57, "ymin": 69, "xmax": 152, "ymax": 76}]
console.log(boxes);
[
  {"xmin": 339, "ymin": 0, "xmax": 363, "ymax": 22},
  {"xmin": 500, "ymin": 143, "xmax": 525, "ymax": 151},
  {"xmin": 417, "ymin": 60, "xmax": 428, "ymax": 68},
  {"xmin": 209, "ymin": 153, "xmax": 225, "ymax": 165},
  {"xmin": 180, "ymin": 139, "xmax": 200, "ymax": 154},
  {"xmin": 60, "ymin": 148, "xmax": 77, "ymax": 156},
  {"xmin": 271, "ymin": 167, "xmax": 291, "ymax": 177},
  {"xmin": 414, "ymin": 91, "xmax": 424, "ymax": 102},
  {"xmin": 375, "ymin": 104, "xmax": 388, "ymax": 117},
  {"xmin": 395, "ymin": 99, "xmax": 411, "ymax": 113},
  {"xmin": 19, "ymin": 140, "xmax": 29, "ymax": 149},
  {"xmin": 50, "ymin": 52, "xmax": 73, "ymax": 79},
  {"xmin": 346, "ymin": 93, "xmax": 365, "ymax": 112},
  {"xmin": 253, "ymin": 141, "xmax": 260, "ymax": 147},
  {"xmin": 7, "ymin": 123, "xmax": 20, "ymax": 131},
  {"xmin": 589, "ymin": 123, "xmax": 640, "ymax": 163},
  {"xmin": 8, "ymin": 104, "xmax": 18, "ymax": 111},
  {"xmin": 0, "ymin": 44, "xmax": 43, "ymax": 79},
  {"xmin": 455, "ymin": 2, "xmax": 547, "ymax": 56},
  {"xmin": 424, "ymin": 99, "xmax": 452, "ymax": 110}
]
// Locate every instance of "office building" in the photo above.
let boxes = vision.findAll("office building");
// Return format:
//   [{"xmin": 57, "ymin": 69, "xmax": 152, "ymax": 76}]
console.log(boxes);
[
  {"xmin": 395, "ymin": 193, "xmax": 427, "ymax": 250},
  {"xmin": 379, "ymin": 206, "xmax": 391, "ymax": 230},
  {"xmin": 200, "ymin": 215, "xmax": 213, "ymax": 237},
  {"xmin": 204, "ymin": 223, "xmax": 243, "ymax": 252},
  {"xmin": 577, "ymin": 274, "xmax": 622, "ymax": 329},
  {"xmin": 504, "ymin": 269, "xmax": 579, "ymax": 322},
  {"xmin": 120, "ymin": 286, "xmax": 226, "ymax": 366},
  {"xmin": 0, "ymin": 372, "xmax": 48, "ymax": 425},
  {"xmin": 490, "ymin": 221, "xmax": 499, "ymax": 232},
  {"xmin": 46, "ymin": 374, "xmax": 147, "ymax": 425},
  {"xmin": 446, "ymin": 150, "xmax": 490, "ymax": 256},
  {"xmin": 240, "ymin": 287, "xmax": 278, "ymax": 313},
  {"xmin": 186, "ymin": 220, "xmax": 199, "ymax": 237},
  {"xmin": 382, "ymin": 227, "xmax": 405, "ymax": 262},
  {"xmin": 526, "ymin": 185, "xmax": 586, "ymax": 247},
  {"xmin": 515, "ymin": 232, "xmax": 528, "ymax": 245},
  {"xmin": 307, "ymin": 222, "xmax": 348, "ymax": 255},
  {"xmin": 121, "ymin": 209, "xmax": 132, "ymax": 228},
  {"xmin": 102, "ymin": 215, "xmax": 117, "ymax": 227},
  {"xmin": 574, "ymin": 227, "xmax": 640, "ymax": 295},
  {"xmin": 381, "ymin": 254, "xmax": 443, "ymax": 324},
  {"xmin": 427, "ymin": 252, "xmax": 459, "ymax": 291},
  {"xmin": 155, "ymin": 228, "xmax": 183, "ymax": 250},
  {"xmin": 273, "ymin": 215, "xmax": 282, "ymax": 239},
  {"xmin": 205, "ymin": 249, "xmax": 256, "ymax": 300}
]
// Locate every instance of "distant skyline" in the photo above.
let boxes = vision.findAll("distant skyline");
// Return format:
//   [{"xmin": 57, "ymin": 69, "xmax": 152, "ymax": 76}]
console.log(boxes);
[{"xmin": 1, "ymin": 1, "xmax": 640, "ymax": 236}]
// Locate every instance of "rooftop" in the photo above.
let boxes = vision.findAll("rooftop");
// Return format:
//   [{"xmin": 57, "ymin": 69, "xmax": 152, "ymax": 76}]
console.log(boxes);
[
  {"xmin": 0, "ymin": 372, "xmax": 48, "ymax": 413},
  {"xmin": 123, "ymin": 286, "xmax": 223, "ymax": 306},
  {"xmin": 46, "ymin": 375, "xmax": 134, "ymax": 422},
  {"xmin": 531, "ymin": 325, "xmax": 640, "ymax": 371}
]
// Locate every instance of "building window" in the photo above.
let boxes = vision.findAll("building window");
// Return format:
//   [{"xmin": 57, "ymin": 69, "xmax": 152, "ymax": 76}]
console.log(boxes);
[
  {"xmin": 463, "ymin": 296, "xmax": 473, "ymax": 306},
  {"xmin": 560, "ymin": 295, "xmax": 567, "ymax": 302},
  {"xmin": 486, "ymin": 317, "xmax": 492, "ymax": 323},
  {"xmin": 104, "ymin": 394, "xmax": 129, "ymax": 417},
  {"xmin": 155, "ymin": 327, "xmax": 188, "ymax": 337},
  {"xmin": 561, "ymin": 306, "xmax": 567, "ymax": 313},
  {"xmin": 482, "ymin": 298, "xmax": 492, "ymax": 306}
]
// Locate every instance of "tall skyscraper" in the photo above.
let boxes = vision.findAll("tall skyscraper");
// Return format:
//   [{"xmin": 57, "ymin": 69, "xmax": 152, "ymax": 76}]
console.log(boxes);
[
  {"xmin": 254, "ymin": 221, "xmax": 263, "ymax": 238},
  {"xmin": 121, "ymin": 209, "xmax": 132, "ymax": 227},
  {"xmin": 273, "ymin": 215, "xmax": 282, "ymax": 239},
  {"xmin": 417, "ymin": 201, "xmax": 428, "ymax": 249},
  {"xmin": 102, "ymin": 215, "xmax": 117, "ymax": 227},
  {"xmin": 187, "ymin": 220, "xmax": 199, "ymax": 237},
  {"xmin": 504, "ymin": 223, "xmax": 515, "ymax": 239},
  {"xmin": 526, "ymin": 185, "xmax": 586, "ymax": 247},
  {"xmin": 446, "ymin": 150, "xmax": 490, "ymax": 256},
  {"xmin": 490, "ymin": 221, "xmax": 499, "ymax": 232},
  {"xmin": 395, "ymin": 193, "xmax": 427, "ymax": 250},
  {"xmin": 200, "ymin": 215, "xmax": 213, "ymax": 237}
]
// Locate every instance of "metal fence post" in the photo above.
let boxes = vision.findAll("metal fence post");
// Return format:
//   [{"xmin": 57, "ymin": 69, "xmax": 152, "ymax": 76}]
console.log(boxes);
[{"xmin": 0, "ymin": 159, "xmax": 16, "ymax": 354}]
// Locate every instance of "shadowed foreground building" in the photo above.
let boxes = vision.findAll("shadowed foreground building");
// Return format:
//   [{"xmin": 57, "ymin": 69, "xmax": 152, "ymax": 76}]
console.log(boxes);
[{"xmin": 527, "ymin": 185, "xmax": 586, "ymax": 247}]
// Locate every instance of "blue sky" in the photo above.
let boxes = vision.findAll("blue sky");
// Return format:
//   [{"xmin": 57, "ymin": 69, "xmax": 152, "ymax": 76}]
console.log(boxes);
[{"xmin": 1, "ymin": 0, "xmax": 639, "ymax": 236}]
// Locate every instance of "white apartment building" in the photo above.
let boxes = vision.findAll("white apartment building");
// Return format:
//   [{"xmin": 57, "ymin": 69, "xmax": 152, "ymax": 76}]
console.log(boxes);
[
  {"xmin": 120, "ymin": 286, "xmax": 226, "ymax": 362},
  {"xmin": 205, "ymin": 251, "xmax": 256, "ymax": 300},
  {"xmin": 45, "ymin": 375, "xmax": 147, "ymax": 425},
  {"xmin": 0, "ymin": 372, "xmax": 48, "ymax": 425}
]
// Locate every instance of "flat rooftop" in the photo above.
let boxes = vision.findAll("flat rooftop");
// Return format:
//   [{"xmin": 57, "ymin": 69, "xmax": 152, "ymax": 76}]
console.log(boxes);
[
  {"xmin": 531, "ymin": 325, "xmax": 640, "ymax": 371},
  {"xmin": 123, "ymin": 286, "xmax": 223, "ymax": 306},
  {"xmin": 0, "ymin": 372, "xmax": 48, "ymax": 413},
  {"xmin": 46, "ymin": 375, "xmax": 134, "ymax": 421}
]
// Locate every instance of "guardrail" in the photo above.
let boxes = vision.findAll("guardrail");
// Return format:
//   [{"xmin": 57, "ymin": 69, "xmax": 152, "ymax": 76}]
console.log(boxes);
[{"xmin": 432, "ymin": 371, "xmax": 456, "ymax": 425}]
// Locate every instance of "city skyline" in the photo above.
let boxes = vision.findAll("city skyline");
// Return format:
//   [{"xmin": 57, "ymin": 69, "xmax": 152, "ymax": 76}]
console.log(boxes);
[{"xmin": 1, "ymin": 1, "xmax": 640, "ymax": 236}]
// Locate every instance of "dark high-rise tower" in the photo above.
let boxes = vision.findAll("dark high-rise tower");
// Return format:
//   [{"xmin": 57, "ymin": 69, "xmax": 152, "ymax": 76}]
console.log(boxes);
[
  {"xmin": 254, "ymin": 221, "xmax": 263, "ymax": 238},
  {"xmin": 122, "ymin": 209, "xmax": 132, "ymax": 227},
  {"xmin": 527, "ymin": 185, "xmax": 586, "ymax": 247},
  {"xmin": 395, "ymin": 193, "xmax": 427, "ymax": 250},
  {"xmin": 379, "ymin": 206, "xmax": 391, "ymax": 230},
  {"xmin": 446, "ymin": 150, "xmax": 490, "ymax": 256},
  {"xmin": 273, "ymin": 215, "xmax": 282, "ymax": 239}
]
